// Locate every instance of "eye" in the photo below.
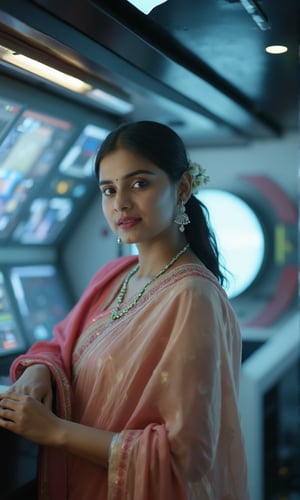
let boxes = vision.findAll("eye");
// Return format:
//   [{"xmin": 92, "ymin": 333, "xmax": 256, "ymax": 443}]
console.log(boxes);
[
  {"xmin": 100, "ymin": 186, "xmax": 115, "ymax": 197},
  {"xmin": 132, "ymin": 179, "xmax": 148, "ymax": 189}
]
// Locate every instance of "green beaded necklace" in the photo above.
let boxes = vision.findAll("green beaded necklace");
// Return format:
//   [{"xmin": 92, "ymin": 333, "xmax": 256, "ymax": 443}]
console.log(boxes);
[{"xmin": 111, "ymin": 243, "xmax": 190, "ymax": 320}]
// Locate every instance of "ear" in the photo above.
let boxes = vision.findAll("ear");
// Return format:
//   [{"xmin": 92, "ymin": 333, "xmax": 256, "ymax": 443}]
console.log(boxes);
[{"xmin": 177, "ymin": 171, "xmax": 193, "ymax": 203}]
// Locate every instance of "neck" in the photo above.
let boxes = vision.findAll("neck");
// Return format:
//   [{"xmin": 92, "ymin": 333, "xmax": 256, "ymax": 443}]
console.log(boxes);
[
  {"xmin": 134, "ymin": 239, "xmax": 189, "ymax": 278},
  {"xmin": 111, "ymin": 242, "xmax": 190, "ymax": 320}
]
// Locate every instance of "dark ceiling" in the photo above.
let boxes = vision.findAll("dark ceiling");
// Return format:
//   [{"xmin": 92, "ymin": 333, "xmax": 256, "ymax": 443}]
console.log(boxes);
[{"xmin": 0, "ymin": 0, "xmax": 298, "ymax": 147}]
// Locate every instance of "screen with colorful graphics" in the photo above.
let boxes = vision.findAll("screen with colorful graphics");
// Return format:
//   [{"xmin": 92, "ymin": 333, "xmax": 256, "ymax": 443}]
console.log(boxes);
[
  {"xmin": 0, "ymin": 115, "xmax": 109, "ymax": 245},
  {"xmin": 9, "ymin": 265, "xmax": 74, "ymax": 345},
  {"xmin": 0, "ymin": 109, "xmax": 74, "ymax": 241}
]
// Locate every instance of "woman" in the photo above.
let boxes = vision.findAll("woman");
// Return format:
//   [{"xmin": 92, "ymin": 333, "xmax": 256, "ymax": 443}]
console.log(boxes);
[{"xmin": 0, "ymin": 121, "xmax": 249, "ymax": 499}]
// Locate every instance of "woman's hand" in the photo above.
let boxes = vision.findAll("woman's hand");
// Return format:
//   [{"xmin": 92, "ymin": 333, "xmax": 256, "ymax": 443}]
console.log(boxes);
[
  {"xmin": 8, "ymin": 364, "xmax": 53, "ymax": 410},
  {"xmin": 0, "ymin": 393, "xmax": 113, "ymax": 467},
  {"xmin": 0, "ymin": 392, "xmax": 62, "ymax": 446}
]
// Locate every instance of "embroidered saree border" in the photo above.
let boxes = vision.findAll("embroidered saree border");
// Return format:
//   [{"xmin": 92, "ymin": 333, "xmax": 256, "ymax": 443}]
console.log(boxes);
[{"xmin": 109, "ymin": 429, "xmax": 141, "ymax": 500}]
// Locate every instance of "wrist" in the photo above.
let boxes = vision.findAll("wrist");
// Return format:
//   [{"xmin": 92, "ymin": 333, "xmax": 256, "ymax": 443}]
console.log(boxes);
[{"xmin": 52, "ymin": 417, "xmax": 68, "ymax": 448}]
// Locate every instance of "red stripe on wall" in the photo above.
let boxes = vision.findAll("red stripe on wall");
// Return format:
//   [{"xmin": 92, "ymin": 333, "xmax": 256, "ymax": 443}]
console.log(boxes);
[
  {"xmin": 240, "ymin": 175, "xmax": 297, "ymax": 224},
  {"xmin": 244, "ymin": 266, "xmax": 298, "ymax": 327}
]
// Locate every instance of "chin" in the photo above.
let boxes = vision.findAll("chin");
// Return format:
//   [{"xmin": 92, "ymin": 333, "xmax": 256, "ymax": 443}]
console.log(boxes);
[{"xmin": 121, "ymin": 236, "xmax": 138, "ymax": 245}]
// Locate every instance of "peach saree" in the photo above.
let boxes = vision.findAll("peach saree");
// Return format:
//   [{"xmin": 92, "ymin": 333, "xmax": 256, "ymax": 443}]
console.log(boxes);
[{"xmin": 11, "ymin": 257, "xmax": 249, "ymax": 500}]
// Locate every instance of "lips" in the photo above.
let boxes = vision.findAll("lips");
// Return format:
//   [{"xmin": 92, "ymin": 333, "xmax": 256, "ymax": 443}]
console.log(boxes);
[{"xmin": 117, "ymin": 217, "xmax": 141, "ymax": 229}]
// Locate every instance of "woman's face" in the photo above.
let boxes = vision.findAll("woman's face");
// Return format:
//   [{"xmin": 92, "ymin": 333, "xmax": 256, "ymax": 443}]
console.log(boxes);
[{"xmin": 98, "ymin": 148, "xmax": 178, "ymax": 245}]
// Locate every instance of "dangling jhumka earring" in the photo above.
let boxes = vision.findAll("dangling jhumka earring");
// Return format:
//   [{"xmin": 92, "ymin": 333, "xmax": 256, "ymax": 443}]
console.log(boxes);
[
  {"xmin": 174, "ymin": 200, "xmax": 190, "ymax": 232},
  {"xmin": 117, "ymin": 236, "xmax": 122, "ymax": 244}
]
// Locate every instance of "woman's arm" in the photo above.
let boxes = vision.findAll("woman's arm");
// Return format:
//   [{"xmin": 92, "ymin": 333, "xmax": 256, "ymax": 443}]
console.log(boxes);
[
  {"xmin": 58, "ymin": 418, "xmax": 114, "ymax": 467},
  {"xmin": 0, "ymin": 392, "xmax": 114, "ymax": 468}
]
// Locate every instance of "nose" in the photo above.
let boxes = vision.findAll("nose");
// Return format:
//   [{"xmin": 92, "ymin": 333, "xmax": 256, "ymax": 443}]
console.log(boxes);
[{"xmin": 113, "ymin": 189, "xmax": 132, "ymax": 212}]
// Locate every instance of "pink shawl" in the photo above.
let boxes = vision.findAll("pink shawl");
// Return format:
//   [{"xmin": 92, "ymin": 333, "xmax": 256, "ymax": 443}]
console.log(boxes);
[{"xmin": 10, "ymin": 257, "xmax": 249, "ymax": 500}]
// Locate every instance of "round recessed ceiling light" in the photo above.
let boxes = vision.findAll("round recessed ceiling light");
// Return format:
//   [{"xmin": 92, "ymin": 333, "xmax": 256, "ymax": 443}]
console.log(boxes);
[{"xmin": 265, "ymin": 45, "xmax": 288, "ymax": 54}]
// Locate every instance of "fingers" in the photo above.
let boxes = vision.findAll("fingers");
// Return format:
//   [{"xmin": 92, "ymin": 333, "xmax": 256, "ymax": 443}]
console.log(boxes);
[
  {"xmin": 0, "ymin": 394, "xmax": 18, "ymax": 424},
  {"xmin": 0, "ymin": 392, "xmax": 23, "ymax": 403},
  {"xmin": 0, "ymin": 393, "xmax": 25, "ymax": 413},
  {"xmin": 0, "ymin": 393, "xmax": 32, "ymax": 414},
  {"xmin": 6, "ymin": 384, "xmax": 32, "ymax": 398},
  {"xmin": 6, "ymin": 383, "xmax": 52, "ymax": 403}
]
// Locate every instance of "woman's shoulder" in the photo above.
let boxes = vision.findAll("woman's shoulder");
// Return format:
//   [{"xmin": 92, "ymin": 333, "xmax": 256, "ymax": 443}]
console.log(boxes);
[
  {"xmin": 169, "ymin": 263, "xmax": 224, "ymax": 294},
  {"xmin": 147, "ymin": 263, "xmax": 229, "ymax": 312},
  {"xmin": 164, "ymin": 264, "xmax": 237, "ymax": 322}
]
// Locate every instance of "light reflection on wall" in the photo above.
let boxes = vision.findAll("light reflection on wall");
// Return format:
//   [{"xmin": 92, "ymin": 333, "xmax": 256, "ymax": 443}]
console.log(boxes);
[{"xmin": 198, "ymin": 189, "xmax": 265, "ymax": 298}]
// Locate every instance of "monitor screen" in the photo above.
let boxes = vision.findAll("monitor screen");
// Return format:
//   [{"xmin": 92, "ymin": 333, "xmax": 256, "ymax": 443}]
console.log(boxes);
[
  {"xmin": 12, "ymin": 196, "xmax": 73, "ymax": 244},
  {"xmin": 0, "ymin": 109, "xmax": 74, "ymax": 240},
  {"xmin": 9, "ymin": 124, "xmax": 109, "ymax": 244},
  {"xmin": 9, "ymin": 265, "xmax": 74, "ymax": 344},
  {"xmin": 59, "ymin": 124, "xmax": 109, "ymax": 178},
  {"xmin": 0, "ymin": 270, "xmax": 26, "ymax": 356},
  {"xmin": 0, "ymin": 97, "xmax": 23, "ymax": 140}
]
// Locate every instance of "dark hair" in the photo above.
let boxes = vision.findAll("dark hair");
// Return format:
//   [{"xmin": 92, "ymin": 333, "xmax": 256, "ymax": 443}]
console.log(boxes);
[{"xmin": 94, "ymin": 121, "xmax": 225, "ymax": 285}]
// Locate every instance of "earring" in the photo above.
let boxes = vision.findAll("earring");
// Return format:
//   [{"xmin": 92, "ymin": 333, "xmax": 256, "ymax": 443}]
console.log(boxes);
[
  {"xmin": 174, "ymin": 200, "xmax": 190, "ymax": 232},
  {"xmin": 117, "ymin": 236, "xmax": 122, "ymax": 244}
]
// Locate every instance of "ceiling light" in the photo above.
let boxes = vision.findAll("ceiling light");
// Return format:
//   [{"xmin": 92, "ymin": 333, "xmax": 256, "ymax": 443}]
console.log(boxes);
[
  {"xmin": 85, "ymin": 88, "xmax": 134, "ymax": 114},
  {"xmin": 265, "ymin": 45, "xmax": 288, "ymax": 55},
  {"xmin": 0, "ymin": 46, "xmax": 91, "ymax": 93},
  {"xmin": 240, "ymin": 0, "xmax": 271, "ymax": 30},
  {"xmin": 0, "ymin": 44, "xmax": 134, "ymax": 115},
  {"xmin": 126, "ymin": 0, "xmax": 168, "ymax": 15}
]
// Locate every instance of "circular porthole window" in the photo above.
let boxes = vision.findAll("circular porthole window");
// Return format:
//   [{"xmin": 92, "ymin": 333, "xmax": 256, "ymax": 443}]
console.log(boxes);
[{"xmin": 197, "ymin": 189, "xmax": 266, "ymax": 298}]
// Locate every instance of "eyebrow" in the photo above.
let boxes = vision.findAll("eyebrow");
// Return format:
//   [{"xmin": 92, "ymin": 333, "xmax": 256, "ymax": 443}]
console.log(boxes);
[{"xmin": 99, "ymin": 169, "xmax": 156, "ymax": 186}]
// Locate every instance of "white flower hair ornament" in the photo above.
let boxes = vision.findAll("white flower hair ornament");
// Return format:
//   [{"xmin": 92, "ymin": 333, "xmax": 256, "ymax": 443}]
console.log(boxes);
[
  {"xmin": 188, "ymin": 161, "xmax": 210, "ymax": 194},
  {"xmin": 174, "ymin": 161, "xmax": 209, "ymax": 232}
]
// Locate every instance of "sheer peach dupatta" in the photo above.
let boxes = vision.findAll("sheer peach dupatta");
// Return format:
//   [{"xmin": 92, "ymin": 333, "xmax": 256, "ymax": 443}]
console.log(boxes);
[{"xmin": 69, "ymin": 264, "xmax": 248, "ymax": 499}]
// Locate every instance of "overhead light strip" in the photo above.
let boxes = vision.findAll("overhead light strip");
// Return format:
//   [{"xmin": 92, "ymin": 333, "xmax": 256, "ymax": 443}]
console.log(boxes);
[
  {"xmin": 0, "ymin": 45, "xmax": 134, "ymax": 114},
  {"xmin": 0, "ymin": 45, "xmax": 91, "ymax": 93},
  {"xmin": 240, "ymin": 0, "xmax": 271, "ymax": 31},
  {"xmin": 85, "ymin": 88, "xmax": 133, "ymax": 114}
]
